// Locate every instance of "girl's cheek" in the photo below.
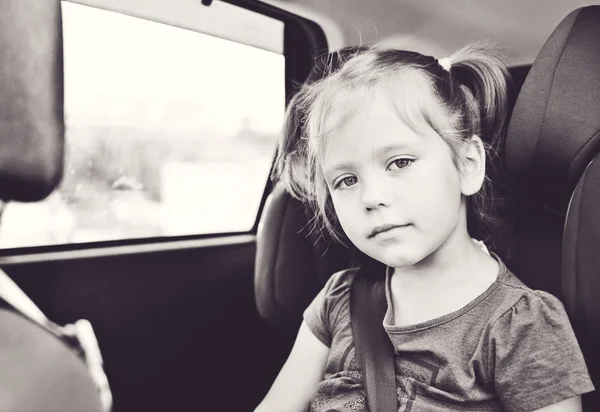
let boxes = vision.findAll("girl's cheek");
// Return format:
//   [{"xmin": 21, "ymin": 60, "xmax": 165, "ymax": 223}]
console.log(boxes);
[
  {"xmin": 336, "ymin": 198, "xmax": 359, "ymax": 224},
  {"xmin": 330, "ymin": 196, "xmax": 350, "ymax": 222}
]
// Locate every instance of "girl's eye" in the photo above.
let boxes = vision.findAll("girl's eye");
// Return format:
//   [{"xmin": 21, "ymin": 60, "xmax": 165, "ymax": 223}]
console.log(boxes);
[
  {"xmin": 387, "ymin": 158, "xmax": 413, "ymax": 171},
  {"xmin": 334, "ymin": 175, "xmax": 357, "ymax": 189}
]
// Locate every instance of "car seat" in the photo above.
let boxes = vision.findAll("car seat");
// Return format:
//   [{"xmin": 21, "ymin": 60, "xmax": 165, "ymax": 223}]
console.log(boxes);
[
  {"xmin": 0, "ymin": 1, "xmax": 103, "ymax": 410},
  {"xmin": 505, "ymin": 6, "xmax": 600, "ymax": 409},
  {"xmin": 255, "ymin": 5, "xmax": 600, "ymax": 410}
]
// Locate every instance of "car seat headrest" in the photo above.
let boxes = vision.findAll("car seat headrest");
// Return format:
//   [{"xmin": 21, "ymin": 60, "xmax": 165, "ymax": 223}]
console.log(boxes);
[
  {"xmin": 506, "ymin": 6, "xmax": 600, "ymax": 200},
  {"xmin": 255, "ymin": 183, "xmax": 357, "ymax": 333},
  {"xmin": 0, "ymin": 1, "xmax": 64, "ymax": 202}
]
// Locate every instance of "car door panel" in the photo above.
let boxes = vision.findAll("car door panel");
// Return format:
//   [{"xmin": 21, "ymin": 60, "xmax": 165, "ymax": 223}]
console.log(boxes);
[{"xmin": 1, "ymin": 237, "xmax": 293, "ymax": 411}]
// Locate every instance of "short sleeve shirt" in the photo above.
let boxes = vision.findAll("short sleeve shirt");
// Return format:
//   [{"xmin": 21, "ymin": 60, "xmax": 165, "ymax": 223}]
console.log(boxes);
[{"xmin": 303, "ymin": 258, "xmax": 594, "ymax": 412}]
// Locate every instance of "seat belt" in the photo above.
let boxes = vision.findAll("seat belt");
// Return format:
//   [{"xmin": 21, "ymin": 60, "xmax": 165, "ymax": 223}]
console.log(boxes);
[
  {"xmin": 351, "ymin": 267, "xmax": 398, "ymax": 412},
  {"xmin": 0, "ymin": 268, "xmax": 112, "ymax": 411}
]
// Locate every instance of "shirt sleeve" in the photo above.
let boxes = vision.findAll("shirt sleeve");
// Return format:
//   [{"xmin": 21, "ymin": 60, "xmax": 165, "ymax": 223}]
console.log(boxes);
[
  {"xmin": 302, "ymin": 268, "xmax": 355, "ymax": 347},
  {"xmin": 490, "ymin": 290, "xmax": 595, "ymax": 412}
]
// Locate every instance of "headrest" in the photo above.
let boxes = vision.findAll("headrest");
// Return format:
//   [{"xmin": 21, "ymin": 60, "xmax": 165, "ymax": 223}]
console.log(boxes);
[
  {"xmin": 0, "ymin": 1, "xmax": 64, "ymax": 202},
  {"xmin": 506, "ymin": 6, "xmax": 600, "ymax": 195},
  {"xmin": 255, "ymin": 183, "xmax": 356, "ymax": 333}
]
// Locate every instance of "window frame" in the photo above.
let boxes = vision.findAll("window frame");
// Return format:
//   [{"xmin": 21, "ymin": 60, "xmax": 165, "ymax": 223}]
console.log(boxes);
[
  {"xmin": 220, "ymin": 0, "xmax": 328, "ymax": 234},
  {"xmin": 0, "ymin": 0, "xmax": 327, "ymax": 256}
]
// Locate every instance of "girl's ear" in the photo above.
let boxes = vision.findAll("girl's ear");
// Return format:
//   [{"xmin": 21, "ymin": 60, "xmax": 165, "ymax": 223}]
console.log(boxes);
[{"xmin": 459, "ymin": 135, "xmax": 486, "ymax": 196}]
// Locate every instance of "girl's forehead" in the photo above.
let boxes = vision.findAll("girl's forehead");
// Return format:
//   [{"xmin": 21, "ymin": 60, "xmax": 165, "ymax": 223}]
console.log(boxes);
[
  {"xmin": 325, "ymin": 96, "xmax": 430, "ymax": 149},
  {"xmin": 341, "ymin": 96, "xmax": 419, "ymax": 137},
  {"xmin": 314, "ymin": 76, "xmax": 445, "ymax": 142},
  {"xmin": 321, "ymin": 98, "xmax": 433, "ymax": 167},
  {"xmin": 312, "ymin": 73, "xmax": 456, "ymax": 170}
]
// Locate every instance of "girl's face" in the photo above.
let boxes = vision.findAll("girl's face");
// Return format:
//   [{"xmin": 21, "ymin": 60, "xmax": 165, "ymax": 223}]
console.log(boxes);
[{"xmin": 321, "ymin": 96, "xmax": 471, "ymax": 269}]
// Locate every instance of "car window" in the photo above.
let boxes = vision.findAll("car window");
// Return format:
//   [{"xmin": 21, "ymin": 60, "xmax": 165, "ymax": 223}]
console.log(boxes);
[{"xmin": 0, "ymin": 1, "xmax": 284, "ymax": 249}]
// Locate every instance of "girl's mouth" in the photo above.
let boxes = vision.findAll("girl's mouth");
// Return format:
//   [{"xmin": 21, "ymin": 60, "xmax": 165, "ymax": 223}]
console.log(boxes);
[{"xmin": 368, "ymin": 224, "xmax": 409, "ymax": 238}]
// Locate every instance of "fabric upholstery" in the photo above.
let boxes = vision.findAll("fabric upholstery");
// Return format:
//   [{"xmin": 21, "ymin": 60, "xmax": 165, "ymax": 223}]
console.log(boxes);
[
  {"xmin": 504, "ymin": 6, "xmax": 600, "ymax": 292},
  {"xmin": 255, "ymin": 183, "xmax": 356, "ymax": 333},
  {"xmin": 563, "ymin": 156, "xmax": 600, "ymax": 410},
  {"xmin": 506, "ymin": 7, "xmax": 600, "ymax": 199}
]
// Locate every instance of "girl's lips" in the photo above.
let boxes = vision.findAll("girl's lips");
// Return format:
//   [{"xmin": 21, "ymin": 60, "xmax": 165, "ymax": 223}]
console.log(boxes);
[{"xmin": 368, "ymin": 224, "xmax": 409, "ymax": 238}]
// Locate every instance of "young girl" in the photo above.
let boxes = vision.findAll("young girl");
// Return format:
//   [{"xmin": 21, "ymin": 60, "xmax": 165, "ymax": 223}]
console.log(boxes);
[{"xmin": 255, "ymin": 43, "xmax": 594, "ymax": 412}]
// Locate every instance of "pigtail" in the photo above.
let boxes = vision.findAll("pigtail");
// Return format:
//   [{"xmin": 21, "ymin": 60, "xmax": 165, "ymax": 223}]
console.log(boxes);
[
  {"xmin": 445, "ymin": 43, "xmax": 512, "ymax": 246},
  {"xmin": 447, "ymin": 43, "xmax": 510, "ymax": 150}
]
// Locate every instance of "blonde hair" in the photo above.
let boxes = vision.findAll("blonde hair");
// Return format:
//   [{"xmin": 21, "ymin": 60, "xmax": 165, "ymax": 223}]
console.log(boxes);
[{"xmin": 274, "ymin": 42, "xmax": 510, "ymax": 243}]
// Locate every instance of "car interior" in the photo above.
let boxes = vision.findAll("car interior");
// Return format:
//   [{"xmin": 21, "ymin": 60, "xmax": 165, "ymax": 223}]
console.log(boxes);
[{"xmin": 0, "ymin": 0, "xmax": 599, "ymax": 411}]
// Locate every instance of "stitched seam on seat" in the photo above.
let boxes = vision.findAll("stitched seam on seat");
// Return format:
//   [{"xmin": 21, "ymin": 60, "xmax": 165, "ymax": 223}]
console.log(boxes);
[{"xmin": 531, "ymin": 10, "xmax": 581, "ymax": 166}]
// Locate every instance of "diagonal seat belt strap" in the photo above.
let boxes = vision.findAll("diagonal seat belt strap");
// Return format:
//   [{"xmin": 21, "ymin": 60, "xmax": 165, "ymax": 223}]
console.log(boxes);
[{"xmin": 351, "ymin": 268, "xmax": 398, "ymax": 412}]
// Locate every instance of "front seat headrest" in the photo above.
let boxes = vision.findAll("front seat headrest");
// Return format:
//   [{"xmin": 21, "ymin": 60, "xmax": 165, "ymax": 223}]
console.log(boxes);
[
  {"xmin": 0, "ymin": 0, "xmax": 64, "ymax": 202},
  {"xmin": 506, "ymin": 6, "xmax": 600, "ymax": 200},
  {"xmin": 0, "ymin": 3, "xmax": 104, "ymax": 410}
]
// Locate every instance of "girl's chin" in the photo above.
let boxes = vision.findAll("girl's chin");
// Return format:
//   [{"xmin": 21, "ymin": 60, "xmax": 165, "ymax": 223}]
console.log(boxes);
[
  {"xmin": 365, "ymin": 240, "xmax": 445, "ymax": 269},
  {"xmin": 367, "ymin": 249, "xmax": 424, "ymax": 269}
]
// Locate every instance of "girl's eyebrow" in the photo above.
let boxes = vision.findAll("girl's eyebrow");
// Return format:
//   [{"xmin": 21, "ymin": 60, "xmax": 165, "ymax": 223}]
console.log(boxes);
[
  {"xmin": 377, "ymin": 142, "xmax": 412, "ymax": 157},
  {"xmin": 325, "ymin": 142, "xmax": 413, "ymax": 177},
  {"xmin": 324, "ymin": 161, "xmax": 355, "ymax": 177}
]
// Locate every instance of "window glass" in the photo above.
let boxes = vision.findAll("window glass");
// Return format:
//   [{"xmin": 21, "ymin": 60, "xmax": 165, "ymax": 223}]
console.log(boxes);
[{"xmin": 0, "ymin": 2, "xmax": 284, "ymax": 249}]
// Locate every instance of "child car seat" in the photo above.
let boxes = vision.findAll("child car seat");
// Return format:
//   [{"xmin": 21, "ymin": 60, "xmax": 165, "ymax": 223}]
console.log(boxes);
[{"xmin": 255, "ymin": 5, "xmax": 600, "ymax": 410}]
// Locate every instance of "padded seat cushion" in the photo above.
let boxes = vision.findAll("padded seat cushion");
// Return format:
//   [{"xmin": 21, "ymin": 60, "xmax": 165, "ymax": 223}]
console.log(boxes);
[
  {"xmin": 506, "ymin": 6, "xmax": 600, "ymax": 198},
  {"xmin": 563, "ymin": 155, "xmax": 600, "ymax": 409},
  {"xmin": 255, "ymin": 183, "xmax": 357, "ymax": 333}
]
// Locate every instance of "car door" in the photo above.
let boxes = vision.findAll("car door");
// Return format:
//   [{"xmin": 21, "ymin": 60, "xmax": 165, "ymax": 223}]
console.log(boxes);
[{"xmin": 0, "ymin": 1, "xmax": 326, "ymax": 410}]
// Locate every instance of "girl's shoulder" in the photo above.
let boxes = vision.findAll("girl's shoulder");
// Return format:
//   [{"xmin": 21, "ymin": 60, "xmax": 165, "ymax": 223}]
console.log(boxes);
[
  {"xmin": 309, "ymin": 267, "xmax": 360, "ymax": 318},
  {"xmin": 321, "ymin": 267, "xmax": 360, "ymax": 297},
  {"xmin": 302, "ymin": 267, "xmax": 359, "ymax": 347},
  {"xmin": 489, "ymin": 267, "xmax": 570, "ymax": 332},
  {"xmin": 486, "ymin": 267, "xmax": 594, "ymax": 410}
]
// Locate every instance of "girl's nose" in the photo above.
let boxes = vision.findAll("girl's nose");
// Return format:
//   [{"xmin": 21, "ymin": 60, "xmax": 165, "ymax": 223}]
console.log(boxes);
[
  {"xmin": 365, "ymin": 202, "xmax": 386, "ymax": 212},
  {"xmin": 361, "ymin": 178, "xmax": 390, "ymax": 212}
]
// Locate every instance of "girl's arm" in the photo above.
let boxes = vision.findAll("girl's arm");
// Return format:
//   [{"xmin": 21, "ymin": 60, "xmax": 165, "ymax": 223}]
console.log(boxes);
[
  {"xmin": 531, "ymin": 396, "xmax": 582, "ymax": 412},
  {"xmin": 254, "ymin": 321, "xmax": 329, "ymax": 412}
]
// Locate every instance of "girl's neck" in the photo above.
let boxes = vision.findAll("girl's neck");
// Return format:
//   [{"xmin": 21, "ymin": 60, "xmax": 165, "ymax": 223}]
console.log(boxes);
[{"xmin": 391, "ymin": 227, "xmax": 496, "ymax": 291}]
